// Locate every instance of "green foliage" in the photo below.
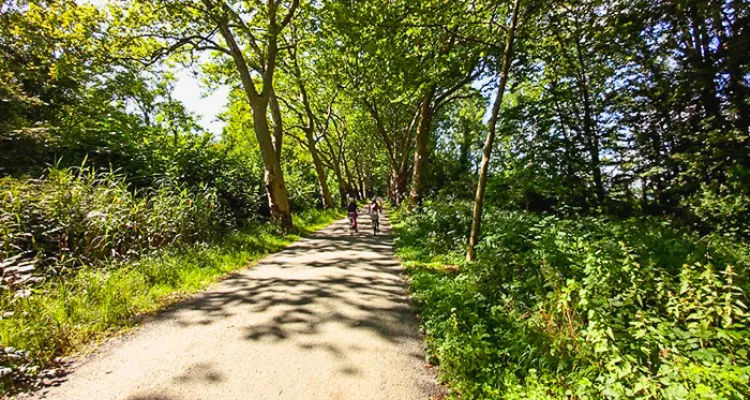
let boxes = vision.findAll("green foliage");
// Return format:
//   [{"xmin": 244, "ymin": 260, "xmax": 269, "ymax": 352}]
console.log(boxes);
[
  {"xmin": 0, "ymin": 208, "xmax": 341, "ymax": 395},
  {"xmin": 1, "ymin": 167, "xmax": 232, "ymax": 283},
  {"xmin": 1, "ymin": 1, "xmax": 264, "ymax": 218},
  {"xmin": 4, "ymin": 0, "xmax": 750, "ymax": 396},
  {"xmin": 0, "ymin": 0, "xmax": 107, "ymax": 137},
  {"xmin": 393, "ymin": 203, "xmax": 750, "ymax": 399},
  {"xmin": 684, "ymin": 169, "xmax": 750, "ymax": 239}
]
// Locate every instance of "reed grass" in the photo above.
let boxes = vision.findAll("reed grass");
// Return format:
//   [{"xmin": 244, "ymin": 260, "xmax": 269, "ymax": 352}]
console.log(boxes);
[{"xmin": 0, "ymin": 167, "xmax": 342, "ymax": 394}]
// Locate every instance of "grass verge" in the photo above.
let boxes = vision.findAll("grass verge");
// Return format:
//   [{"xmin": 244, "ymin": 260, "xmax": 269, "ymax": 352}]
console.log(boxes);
[{"xmin": 0, "ymin": 208, "xmax": 342, "ymax": 394}]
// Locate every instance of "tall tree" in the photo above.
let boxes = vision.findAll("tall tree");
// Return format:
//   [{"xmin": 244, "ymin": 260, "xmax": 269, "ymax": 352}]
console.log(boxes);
[
  {"xmin": 467, "ymin": 0, "xmax": 522, "ymax": 262},
  {"xmin": 114, "ymin": 0, "xmax": 299, "ymax": 227},
  {"xmin": 276, "ymin": 40, "xmax": 338, "ymax": 208}
]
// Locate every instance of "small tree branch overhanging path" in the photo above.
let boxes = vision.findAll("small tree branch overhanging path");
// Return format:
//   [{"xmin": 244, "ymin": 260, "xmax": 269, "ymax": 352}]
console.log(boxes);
[{"xmin": 33, "ymin": 217, "xmax": 442, "ymax": 400}]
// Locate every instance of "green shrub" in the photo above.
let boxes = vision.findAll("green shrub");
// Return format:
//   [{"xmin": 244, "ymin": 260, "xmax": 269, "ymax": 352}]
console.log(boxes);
[
  {"xmin": 685, "ymin": 172, "xmax": 750, "ymax": 239},
  {"xmin": 1, "ymin": 127, "xmax": 265, "ymax": 220},
  {"xmin": 1, "ymin": 168, "xmax": 232, "ymax": 283},
  {"xmin": 393, "ymin": 203, "xmax": 750, "ymax": 399}
]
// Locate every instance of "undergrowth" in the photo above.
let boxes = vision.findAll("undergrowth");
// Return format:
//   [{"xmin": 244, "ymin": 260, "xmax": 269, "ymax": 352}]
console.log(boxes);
[
  {"xmin": 392, "ymin": 201, "xmax": 750, "ymax": 399},
  {"xmin": 0, "ymin": 207, "xmax": 341, "ymax": 395},
  {"xmin": 1, "ymin": 167, "xmax": 233, "ymax": 285}
]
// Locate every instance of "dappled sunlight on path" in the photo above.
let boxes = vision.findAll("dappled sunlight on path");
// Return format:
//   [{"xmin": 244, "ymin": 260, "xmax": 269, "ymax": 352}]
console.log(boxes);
[{"xmin": 30, "ymin": 215, "xmax": 442, "ymax": 400}]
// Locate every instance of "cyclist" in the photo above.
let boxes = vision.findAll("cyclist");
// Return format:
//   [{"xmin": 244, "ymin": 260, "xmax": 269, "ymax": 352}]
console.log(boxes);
[
  {"xmin": 347, "ymin": 199, "xmax": 358, "ymax": 233},
  {"xmin": 370, "ymin": 198, "xmax": 381, "ymax": 234}
]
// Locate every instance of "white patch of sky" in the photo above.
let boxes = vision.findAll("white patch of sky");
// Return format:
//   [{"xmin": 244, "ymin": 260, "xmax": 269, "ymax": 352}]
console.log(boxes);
[
  {"xmin": 172, "ymin": 69, "xmax": 230, "ymax": 138},
  {"xmin": 78, "ymin": 0, "xmax": 230, "ymax": 137},
  {"xmin": 472, "ymin": 75, "xmax": 497, "ymax": 124}
]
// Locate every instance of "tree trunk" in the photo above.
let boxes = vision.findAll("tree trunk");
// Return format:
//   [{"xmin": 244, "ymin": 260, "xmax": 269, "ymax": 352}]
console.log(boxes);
[
  {"xmin": 573, "ymin": 33, "xmax": 605, "ymax": 207},
  {"xmin": 391, "ymin": 166, "xmax": 409, "ymax": 205},
  {"xmin": 214, "ymin": 11, "xmax": 294, "ymax": 228},
  {"xmin": 409, "ymin": 86, "xmax": 436, "ymax": 208},
  {"xmin": 269, "ymin": 90, "xmax": 284, "ymax": 161},
  {"xmin": 355, "ymin": 160, "xmax": 366, "ymax": 199},
  {"xmin": 305, "ymin": 129, "xmax": 334, "ymax": 208},
  {"xmin": 458, "ymin": 127, "xmax": 472, "ymax": 175},
  {"xmin": 338, "ymin": 186, "xmax": 347, "ymax": 207},
  {"xmin": 341, "ymin": 151, "xmax": 358, "ymax": 199},
  {"xmin": 325, "ymin": 153, "xmax": 348, "ymax": 207},
  {"xmin": 387, "ymin": 178, "xmax": 394, "ymax": 205},
  {"xmin": 252, "ymin": 102, "xmax": 293, "ymax": 227},
  {"xmin": 467, "ymin": 0, "xmax": 521, "ymax": 262},
  {"xmin": 365, "ymin": 166, "xmax": 373, "ymax": 198},
  {"xmin": 582, "ymin": 91, "xmax": 605, "ymax": 206},
  {"xmin": 685, "ymin": 8, "xmax": 725, "ymax": 131}
]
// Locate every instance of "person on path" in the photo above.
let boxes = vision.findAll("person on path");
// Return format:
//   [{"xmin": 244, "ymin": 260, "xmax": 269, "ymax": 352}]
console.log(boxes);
[
  {"xmin": 347, "ymin": 199, "xmax": 359, "ymax": 232},
  {"xmin": 370, "ymin": 198, "xmax": 381, "ymax": 215},
  {"xmin": 370, "ymin": 198, "xmax": 381, "ymax": 234}
]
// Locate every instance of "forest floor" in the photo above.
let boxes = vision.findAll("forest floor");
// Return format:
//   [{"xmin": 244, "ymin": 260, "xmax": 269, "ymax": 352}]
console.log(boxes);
[{"xmin": 18, "ymin": 215, "xmax": 442, "ymax": 400}]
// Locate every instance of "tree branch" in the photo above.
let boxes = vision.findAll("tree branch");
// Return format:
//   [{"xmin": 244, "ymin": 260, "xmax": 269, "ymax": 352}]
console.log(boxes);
[
  {"xmin": 222, "ymin": 2, "xmax": 265, "ymax": 65},
  {"xmin": 280, "ymin": 0, "xmax": 300, "ymax": 29}
]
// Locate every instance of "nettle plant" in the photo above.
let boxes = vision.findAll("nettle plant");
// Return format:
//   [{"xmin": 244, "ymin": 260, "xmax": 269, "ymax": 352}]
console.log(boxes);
[
  {"xmin": 397, "ymin": 207, "xmax": 750, "ymax": 399},
  {"xmin": 566, "ymin": 249, "xmax": 750, "ymax": 398}
]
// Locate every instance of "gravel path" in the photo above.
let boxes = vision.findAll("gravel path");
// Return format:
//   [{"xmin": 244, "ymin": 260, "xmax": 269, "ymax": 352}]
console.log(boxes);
[{"xmin": 30, "ymin": 215, "xmax": 442, "ymax": 400}]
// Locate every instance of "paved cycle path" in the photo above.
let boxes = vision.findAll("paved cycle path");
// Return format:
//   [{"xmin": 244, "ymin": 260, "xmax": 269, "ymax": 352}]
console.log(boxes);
[{"xmin": 32, "ymin": 215, "xmax": 441, "ymax": 400}]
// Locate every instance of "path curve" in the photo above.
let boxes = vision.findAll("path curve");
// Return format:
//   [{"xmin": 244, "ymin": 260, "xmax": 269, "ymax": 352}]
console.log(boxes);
[{"xmin": 30, "ymin": 215, "xmax": 442, "ymax": 400}]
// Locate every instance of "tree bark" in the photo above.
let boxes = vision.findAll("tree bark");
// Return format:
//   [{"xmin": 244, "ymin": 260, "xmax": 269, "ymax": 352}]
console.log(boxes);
[
  {"xmin": 355, "ymin": 160, "xmax": 366, "ymax": 199},
  {"xmin": 212, "ymin": 2, "xmax": 295, "ymax": 228},
  {"xmin": 362, "ymin": 97, "xmax": 416, "ymax": 205},
  {"xmin": 288, "ymin": 41, "xmax": 335, "ymax": 208},
  {"xmin": 252, "ymin": 102, "xmax": 293, "ymax": 227},
  {"xmin": 305, "ymin": 129, "xmax": 334, "ymax": 208},
  {"xmin": 684, "ymin": 7, "xmax": 725, "ymax": 130},
  {"xmin": 458, "ymin": 126, "xmax": 472, "ymax": 175},
  {"xmin": 467, "ymin": 0, "xmax": 521, "ymax": 262},
  {"xmin": 409, "ymin": 86, "xmax": 436, "ymax": 208},
  {"xmin": 573, "ymin": 34, "xmax": 605, "ymax": 207},
  {"xmin": 341, "ymin": 149, "xmax": 358, "ymax": 199},
  {"xmin": 269, "ymin": 89, "xmax": 284, "ymax": 161},
  {"xmin": 392, "ymin": 167, "xmax": 409, "ymax": 205},
  {"xmin": 332, "ymin": 166, "xmax": 347, "ymax": 206},
  {"xmin": 320, "ymin": 126, "xmax": 348, "ymax": 207},
  {"xmin": 580, "ymin": 83, "xmax": 605, "ymax": 206}
]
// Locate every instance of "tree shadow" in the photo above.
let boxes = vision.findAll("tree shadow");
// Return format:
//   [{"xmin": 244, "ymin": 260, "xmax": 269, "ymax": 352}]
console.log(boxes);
[
  {"xmin": 173, "ymin": 362, "xmax": 225, "ymax": 384},
  {"xmin": 126, "ymin": 394, "xmax": 180, "ymax": 400},
  {"xmin": 153, "ymin": 215, "xmax": 418, "ymax": 340},
  {"xmin": 129, "ymin": 215, "xmax": 435, "ymax": 396}
]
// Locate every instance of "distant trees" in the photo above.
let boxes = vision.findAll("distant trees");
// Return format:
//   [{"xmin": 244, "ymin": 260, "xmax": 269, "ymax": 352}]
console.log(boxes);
[{"xmin": 6, "ymin": 0, "xmax": 747, "ymax": 237}]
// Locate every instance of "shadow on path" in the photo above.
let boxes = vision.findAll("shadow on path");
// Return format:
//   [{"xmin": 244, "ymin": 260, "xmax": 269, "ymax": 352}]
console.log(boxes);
[{"xmin": 35, "ymin": 216, "xmax": 442, "ymax": 400}]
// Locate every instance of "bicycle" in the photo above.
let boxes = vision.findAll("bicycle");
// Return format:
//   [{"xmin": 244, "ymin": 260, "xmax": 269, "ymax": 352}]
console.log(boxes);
[
  {"xmin": 348, "ymin": 212, "xmax": 358, "ymax": 235},
  {"xmin": 371, "ymin": 212, "xmax": 380, "ymax": 235}
]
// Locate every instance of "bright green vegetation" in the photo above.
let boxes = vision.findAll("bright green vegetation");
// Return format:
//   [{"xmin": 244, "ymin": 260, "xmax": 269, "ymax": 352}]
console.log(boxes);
[
  {"xmin": 1, "ymin": 195, "xmax": 339, "ymax": 392},
  {"xmin": 393, "ymin": 203, "xmax": 750, "ymax": 399},
  {"xmin": 4, "ymin": 0, "xmax": 750, "ymax": 397}
]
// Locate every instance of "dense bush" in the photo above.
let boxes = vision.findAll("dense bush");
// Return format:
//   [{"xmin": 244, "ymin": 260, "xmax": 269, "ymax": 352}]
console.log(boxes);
[
  {"xmin": 1, "ymin": 126, "xmax": 265, "ymax": 219},
  {"xmin": 0, "ymin": 167, "xmax": 234, "ymax": 294},
  {"xmin": 393, "ymin": 202, "xmax": 750, "ymax": 399}
]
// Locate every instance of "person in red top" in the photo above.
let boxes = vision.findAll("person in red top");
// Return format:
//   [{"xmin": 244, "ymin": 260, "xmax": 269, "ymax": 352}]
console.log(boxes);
[
  {"xmin": 347, "ymin": 199, "xmax": 358, "ymax": 233},
  {"xmin": 369, "ymin": 198, "xmax": 381, "ymax": 234}
]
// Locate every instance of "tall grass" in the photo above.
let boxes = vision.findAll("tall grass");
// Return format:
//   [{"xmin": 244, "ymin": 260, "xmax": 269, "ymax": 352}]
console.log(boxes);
[
  {"xmin": 0, "ymin": 167, "xmax": 342, "ymax": 394},
  {"xmin": 0, "ymin": 209, "xmax": 341, "ymax": 394},
  {"xmin": 1, "ymin": 168, "xmax": 231, "ymax": 288}
]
